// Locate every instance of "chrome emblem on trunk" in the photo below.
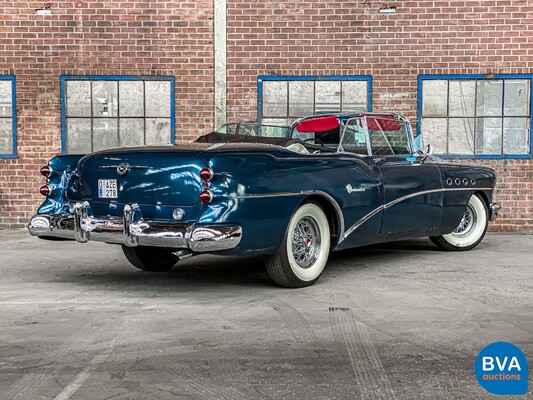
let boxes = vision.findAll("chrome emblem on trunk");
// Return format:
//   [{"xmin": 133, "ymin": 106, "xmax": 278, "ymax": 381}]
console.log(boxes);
[{"xmin": 117, "ymin": 163, "xmax": 130, "ymax": 176}]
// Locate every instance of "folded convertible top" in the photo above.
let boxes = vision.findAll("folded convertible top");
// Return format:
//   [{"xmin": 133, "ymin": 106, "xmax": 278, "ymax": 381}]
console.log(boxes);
[{"xmin": 195, "ymin": 131, "xmax": 302, "ymax": 147}]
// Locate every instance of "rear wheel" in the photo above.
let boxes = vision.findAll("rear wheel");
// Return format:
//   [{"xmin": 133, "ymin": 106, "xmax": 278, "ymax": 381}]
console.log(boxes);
[
  {"xmin": 430, "ymin": 194, "xmax": 488, "ymax": 251},
  {"xmin": 264, "ymin": 202, "xmax": 330, "ymax": 288},
  {"xmin": 122, "ymin": 246, "xmax": 177, "ymax": 272}
]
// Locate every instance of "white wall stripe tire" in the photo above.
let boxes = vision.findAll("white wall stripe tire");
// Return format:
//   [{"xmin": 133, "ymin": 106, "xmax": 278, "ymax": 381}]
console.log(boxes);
[
  {"xmin": 264, "ymin": 202, "xmax": 330, "ymax": 288},
  {"xmin": 430, "ymin": 194, "xmax": 489, "ymax": 251}
]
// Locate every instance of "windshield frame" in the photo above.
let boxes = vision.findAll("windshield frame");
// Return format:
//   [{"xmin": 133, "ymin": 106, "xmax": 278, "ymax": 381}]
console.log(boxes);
[{"xmin": 337, "ymin": 114, "xmax": 415, "ymax": 157}]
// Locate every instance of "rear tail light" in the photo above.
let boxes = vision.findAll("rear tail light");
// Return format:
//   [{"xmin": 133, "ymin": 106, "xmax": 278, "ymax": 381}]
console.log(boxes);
[
  {"xmin": 40, "ymin": 165, "xmax": 52, "ymax": 177},
  {"xmin": 199, "ymin": 190, "xmax": 213, "ymax": 203},
  {"xmin": 199, "ymin": 167, "xmax": 214, "ymax": 181},
  {"xmin": 39, "ymin": 185, "xmax": 51, "ymax": 196}
]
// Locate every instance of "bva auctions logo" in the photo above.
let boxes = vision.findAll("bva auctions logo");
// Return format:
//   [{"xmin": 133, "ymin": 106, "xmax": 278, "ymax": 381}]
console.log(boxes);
[{"xmin": 475, "ymin": 342, "xmax": 528, "ymax": 395}]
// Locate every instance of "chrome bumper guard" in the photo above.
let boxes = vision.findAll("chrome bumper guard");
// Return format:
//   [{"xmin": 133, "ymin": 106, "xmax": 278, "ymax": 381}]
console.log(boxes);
[
  {"xmin": 28, "ymin": 201, "xmax": 242, "ymax": 252},
  {"xmin": 489, "ymin": 202, "xmax": 501, "ymax": 222}
]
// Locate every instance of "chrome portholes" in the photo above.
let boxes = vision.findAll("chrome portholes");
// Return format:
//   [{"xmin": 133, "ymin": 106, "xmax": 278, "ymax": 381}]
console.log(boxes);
[
  {"xmin": 452, "ymin": 204, "xmax": 477, "ymax": 237},
  {"xmin": 446, "ymin": 176, "xmax": 476, "ymax": 186},
  {"xmin": 291, "ymin": 216, "xmax": 321, "ymax": 268}
]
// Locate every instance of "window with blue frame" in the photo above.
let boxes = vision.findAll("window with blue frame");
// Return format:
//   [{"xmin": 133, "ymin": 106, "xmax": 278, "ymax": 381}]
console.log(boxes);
[
  {"xmin": 419, "ymin": 75, "xmax": 532, "ymax": 157},
  {"xmin": 0, "ymin": 75, "xmax": 16, "ymax": 158},
  {"xmin": 61, "ymin": 76, "xmax": 175, "ymax": 154},
  {"xmin": 258, "ymin": 76, "xmax": 372, "ymax": 127}
]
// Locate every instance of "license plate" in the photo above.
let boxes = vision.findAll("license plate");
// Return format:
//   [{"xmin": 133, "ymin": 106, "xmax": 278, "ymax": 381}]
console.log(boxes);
[{"xmin": 98, "ymin": 179, "xmax": 118, "ymax": 199}]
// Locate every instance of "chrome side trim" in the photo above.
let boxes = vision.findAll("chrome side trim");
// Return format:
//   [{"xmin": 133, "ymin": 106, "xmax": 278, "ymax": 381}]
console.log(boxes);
[
  {"xmin": 343, "ymin": 206, "xmax": 384, "ymax": 239},
  {"xmin": 99, "ymin": 165, "xmax": 151, "ymax": 169},
  {"xmin": 237, "ymin": 190, "xmax": 345, "ymax": 246},
  {"xmin": 236, "ymin": 192, "xmax": 305, "ymax": 199},
  {"xmin": 29, "ymin": 202, "xmax": 242, "ymax": 253},
  {"xmin": 342, "ymin": 187, "xmax": 494, "ymax": 241}
]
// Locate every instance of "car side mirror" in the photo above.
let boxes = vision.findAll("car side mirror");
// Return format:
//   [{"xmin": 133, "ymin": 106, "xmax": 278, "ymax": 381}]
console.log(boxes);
[{"xmin": 420, "ymin": 144, "xmax": 433, "ymax": 163}]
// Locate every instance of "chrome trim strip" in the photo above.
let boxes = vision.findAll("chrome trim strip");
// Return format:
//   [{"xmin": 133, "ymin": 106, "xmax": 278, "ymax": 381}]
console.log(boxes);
[
  {"xmin": 343, "ymin": 206, "xmax": 384, "ymax": 239},
  {"xmin": 342, "ymin": 187, "xmax": 494, "ymax": 242},
  {"xmin": 237, "ymin": 190, "xmax": 345, "ymax": 246},
  {"xmin": 236, "ymin": 192, "xmax": 305, "ymax": 199},
  {"xmin": 28, "ymin": 202, "xmax": 242, "ymax": 253},
  {"xmin": 99, "ymin": 165, "xmax": 151, "ymax": 169}
]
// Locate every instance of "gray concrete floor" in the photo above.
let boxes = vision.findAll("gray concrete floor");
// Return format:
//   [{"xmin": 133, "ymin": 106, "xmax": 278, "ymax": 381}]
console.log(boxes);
[{"xmin": 0, "ymin": 230, "xmax": 531, "ymax": 400}]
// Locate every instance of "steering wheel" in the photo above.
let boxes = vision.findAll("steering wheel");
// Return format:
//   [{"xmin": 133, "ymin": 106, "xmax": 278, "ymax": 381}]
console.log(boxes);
[{"xmin": 303, "ymin": 138, "xmax": 325, "ymax": 146}]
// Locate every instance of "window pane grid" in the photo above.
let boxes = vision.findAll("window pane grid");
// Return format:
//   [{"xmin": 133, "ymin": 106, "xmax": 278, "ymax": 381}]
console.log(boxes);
[
  {"xmin": 262, "ymin": 79, "xmax": 370, "ymax": 124},
  {"xmin": 0, "ymin": 76, "xmax": 15, "ymax": 157},
  {"xmin": 64, "ymin": 77, "xmax": 173, "ymax": 154},
  {"xmin": 421, "ymin": 78, "xmax": 530, "ymax": 156}
]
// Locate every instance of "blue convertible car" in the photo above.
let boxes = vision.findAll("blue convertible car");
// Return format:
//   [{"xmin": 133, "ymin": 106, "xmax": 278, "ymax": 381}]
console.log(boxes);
[{"xmin": 29, "ymin": 113, "xmax": 501, "ymax": 287}]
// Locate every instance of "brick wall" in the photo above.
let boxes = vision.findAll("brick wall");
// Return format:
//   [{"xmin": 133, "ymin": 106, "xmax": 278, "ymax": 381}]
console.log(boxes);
[
  {"xmin": 0, "ymin": 0, "xmax": 532, "ymax": 232},
  {"xmin": 225, "ymin": 0, "xmax": 533, "ymax": 232},
  {"xmin": 0, "ymin": 1, "xmax": 215, "ymax": 228}
]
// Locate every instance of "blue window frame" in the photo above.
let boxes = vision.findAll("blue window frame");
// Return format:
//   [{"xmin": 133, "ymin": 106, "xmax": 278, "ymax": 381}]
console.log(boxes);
[
  {"xmin": 60, "ymin": 75, "xmax": 175, "ymax": 154},
  {"xmin": 418, "ymin": 74, "xmax": 533, "ymax": 159},
  {"xmin": 257, "ymin": 76, "xmax": 373, "ymax": 126},
  {"xmin": 0, "ymin": 75, "xmax": 16, "ymax": 159}
]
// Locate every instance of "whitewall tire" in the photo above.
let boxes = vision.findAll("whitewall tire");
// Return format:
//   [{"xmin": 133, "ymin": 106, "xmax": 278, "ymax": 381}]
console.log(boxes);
[
  {"xmin": 264, "ymin": 202, "xmax": 331, "ymax": 288},
  {"xmin": 430, "ymin": 194, "xmax": 489, "ymax": 251}
]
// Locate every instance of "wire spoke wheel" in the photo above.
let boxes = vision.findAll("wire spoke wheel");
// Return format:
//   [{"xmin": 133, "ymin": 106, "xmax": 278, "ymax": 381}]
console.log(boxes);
[
  {"xmin": 430, "ymin": 194, "xmax": 488, "ymax": 251},
  {"xmin": 451, "ymin": 204, "xmax": 477, "ymax": 237},
  {"xmin": 291, "ymin": 217, "xmax": 321, "ymax": 268},
  {"xmin": 264, "ymin": 202, "xmax": 330, "ymax": 288}
]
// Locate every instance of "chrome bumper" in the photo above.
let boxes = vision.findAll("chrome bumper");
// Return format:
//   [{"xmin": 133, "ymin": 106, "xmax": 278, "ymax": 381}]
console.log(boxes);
[
  {"xmin": 490, "ymin": 202, "xmax": 501, "ymax": 222},
  {"xmin": 28, "ymin": 201, "xmax": 242, "ymax": 252}
]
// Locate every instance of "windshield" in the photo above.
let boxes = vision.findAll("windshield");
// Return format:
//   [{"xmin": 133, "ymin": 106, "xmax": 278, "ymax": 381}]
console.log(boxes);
[
  {"xmin": 338, "ymin": 117, "xmax": 368, "ymax": 154},
  {"xmin": 339, "ymin": 115, "xmax": 413, "ymax": 156},
  {"xmin": 217, "ymin": 123, "xmax": 289, "ymax": 138}
]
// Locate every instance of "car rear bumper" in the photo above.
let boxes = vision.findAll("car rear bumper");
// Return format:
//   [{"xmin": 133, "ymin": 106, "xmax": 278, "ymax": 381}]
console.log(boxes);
[{"xmin": 28, "ymin": 201, "xmax": 242, "ymax": 252}]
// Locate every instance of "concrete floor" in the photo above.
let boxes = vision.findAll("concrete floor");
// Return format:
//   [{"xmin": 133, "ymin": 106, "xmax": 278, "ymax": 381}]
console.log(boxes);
[{"xmin": 0, "ymin": 230, "xmax": 531, "ymax": 400}]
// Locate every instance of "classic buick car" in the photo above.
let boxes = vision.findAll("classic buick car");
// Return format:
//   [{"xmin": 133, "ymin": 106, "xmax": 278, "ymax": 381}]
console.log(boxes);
[{"xmin": 29, "ymin": 113, "xmax": 501, "ymax": 288}]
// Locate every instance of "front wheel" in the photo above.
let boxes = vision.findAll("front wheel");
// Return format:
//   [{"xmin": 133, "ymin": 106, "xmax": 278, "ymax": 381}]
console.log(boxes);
[
  {"xmin": 122, "ymin": 246, "xmax": 177, "ymax": 272},
  {"xmin": 264, "ymin": 202, "xmax": 330, "ymax": 288},
  {"xmin": 430, "ymin": 194, "xmax": 488, "ymax": 251}
]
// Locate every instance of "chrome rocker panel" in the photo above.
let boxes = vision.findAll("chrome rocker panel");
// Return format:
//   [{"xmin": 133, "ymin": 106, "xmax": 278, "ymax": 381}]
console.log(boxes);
[{"xmin": 28, "ymin": 201, "xmax": 242, "ymax": 253}]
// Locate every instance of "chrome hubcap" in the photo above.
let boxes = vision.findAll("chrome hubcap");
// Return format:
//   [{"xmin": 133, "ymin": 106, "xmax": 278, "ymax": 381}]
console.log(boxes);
[
  {"xmin": 291, "ymin": 217, "xmax": 321, "ymax": 268},
  {"xmin": 452, "ymin": 204, "xmax": 477, "ymax": 237}
]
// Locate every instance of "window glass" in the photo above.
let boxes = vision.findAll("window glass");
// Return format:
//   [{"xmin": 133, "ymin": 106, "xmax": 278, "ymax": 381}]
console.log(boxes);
[
  {"xmin": 448, "ymin": 118, "xmax": 475, "ymax": 154},
  {"xmin": 342, "ymin": 81, "xmax": 368, "ymax": 113},
  {"xmin": 339, "ymin": 117, "xmax": 368, "ymax": 155},
  {"xmin": 449, "ymin": 81, "xmax": 476, "ymax": 117},
  {"xmin": 63, "ymin": 77, "xmax": 174, "ymax": 154},
  {"xmin": 263, "ymin": 81, "xmax": 287, "ymax": 118},
  {"xmin": 476, "ymin": 80, "xmax": 503, "ymax": 116},
  {"xmin": 0, "ymin": 77, "xmax": 15, "ymax": 157},
  {"xmin": 289, "ymin": 81, "xmax": 314, "ymax": 117},
  {"xmin": 366, "ymin": 117, "xmax": 411, "ymax": 156},
  {"xmin": 260, "ymin": 77, "xmax": 371, "ymax": 126},
  {"xmin": 421, "ymin": 77, "xmax": 531, "ymax": 156},
  {"xmin": 315, "ymin": 81, "xmax": 341, "ymax": 114},
  {"xmin": 422, "ymin": 80, "xmax": 448, "ymax": 117}
]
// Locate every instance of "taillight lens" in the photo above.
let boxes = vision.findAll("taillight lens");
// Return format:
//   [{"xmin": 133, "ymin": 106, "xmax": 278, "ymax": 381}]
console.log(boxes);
[
  {"xmin": 39, "ymin": 185, "xmax": 51, "ymax": 196},
  {"xmin": 40, "ymin": 165, "xmax": 51, "ymax": 177},
  {"xmin": 199, "ymin": 190, "xmax": 213, "ymax": 203},
  {"xmin": 199, "ymin": 167, "xmax": 213, "ymax": 181}
]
